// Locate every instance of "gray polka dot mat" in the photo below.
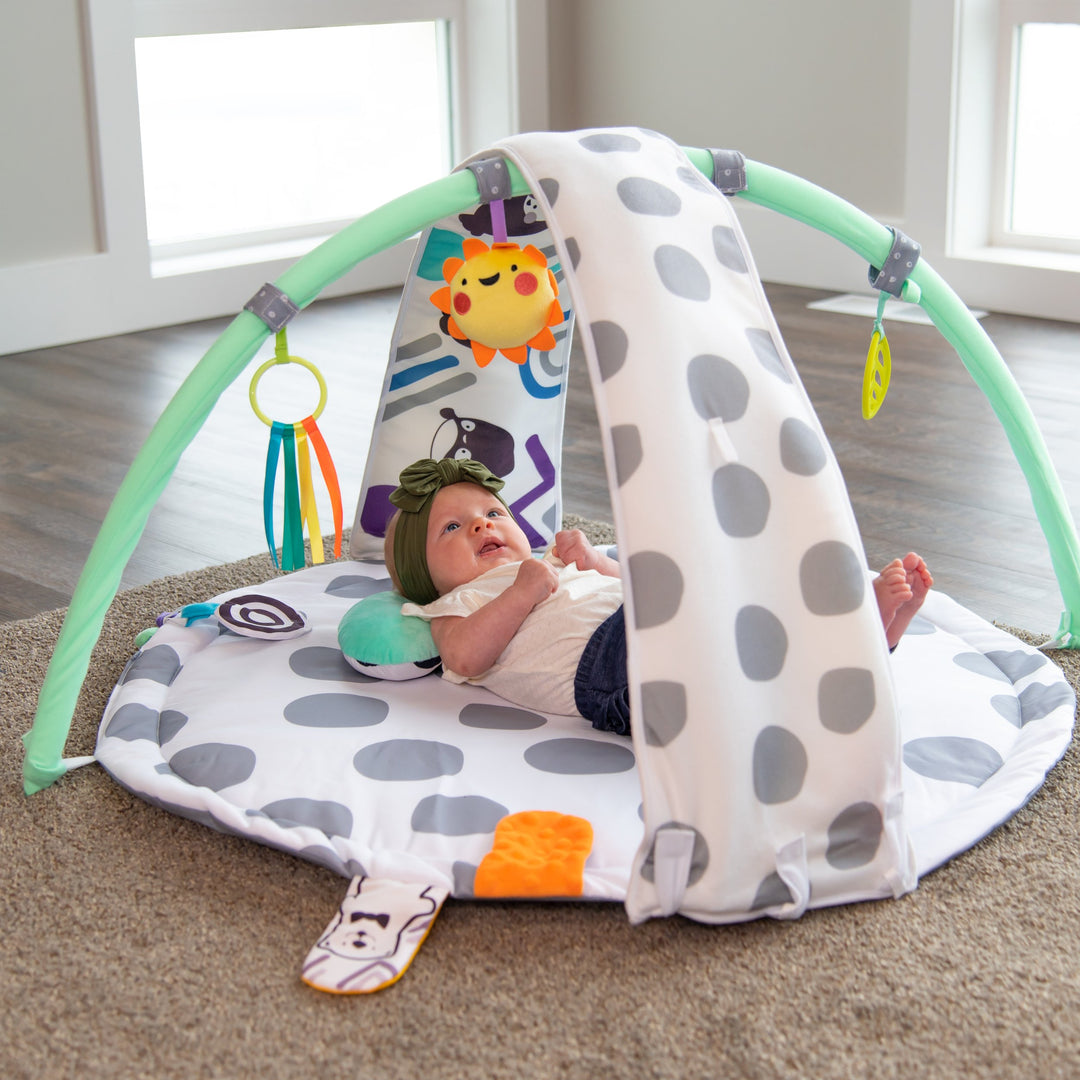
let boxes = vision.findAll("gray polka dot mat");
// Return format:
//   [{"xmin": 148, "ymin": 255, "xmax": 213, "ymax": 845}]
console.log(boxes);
[{"xmin": 96, "ymin": 559, "xmax": 1075, "ymax": 916}]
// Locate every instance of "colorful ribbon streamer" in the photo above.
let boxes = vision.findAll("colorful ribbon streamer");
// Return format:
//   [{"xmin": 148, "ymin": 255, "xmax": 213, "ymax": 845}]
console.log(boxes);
[{"xmin": 262, "ymin": 416, "xmax": 342, "ymax": 571}]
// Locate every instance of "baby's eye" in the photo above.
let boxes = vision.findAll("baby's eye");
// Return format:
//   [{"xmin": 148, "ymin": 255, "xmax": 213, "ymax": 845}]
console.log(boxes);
[
  {"xmin": 486, "ymin": 509, "xmax": 502, "ymax": 519},
  {"xmin": 444, "ymin": 522, "xmax": 460, "ymax": 533}
]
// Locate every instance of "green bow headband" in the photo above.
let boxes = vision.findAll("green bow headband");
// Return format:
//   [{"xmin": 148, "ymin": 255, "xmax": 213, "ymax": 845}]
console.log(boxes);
[{"xmin": 389, "ymin": 458, "xmax": 508, "ymax": 604}]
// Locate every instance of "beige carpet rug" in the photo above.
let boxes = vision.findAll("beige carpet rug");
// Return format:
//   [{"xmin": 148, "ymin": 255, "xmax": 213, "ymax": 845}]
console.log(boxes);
[{"xmin": 3, "ymin": 521, "xmax": 1080, "ymax": 1080}]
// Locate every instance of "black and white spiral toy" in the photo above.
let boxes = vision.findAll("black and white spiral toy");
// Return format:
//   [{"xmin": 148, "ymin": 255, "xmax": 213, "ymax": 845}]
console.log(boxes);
[{"xmin": 215, "ymin": 594, "xmax": 310, "ymax": 640}]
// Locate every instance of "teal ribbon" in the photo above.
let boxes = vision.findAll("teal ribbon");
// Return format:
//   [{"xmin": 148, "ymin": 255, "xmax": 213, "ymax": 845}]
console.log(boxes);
[
  {"xmin": 263, "ymin": 421, "xmax": 306, "ymax": 571},
  {"xmin": 280, "ymin": 424, "xmax": 304, "ymax": 571},
  {"xmin": 263, "ymin": 423, "xmax": 284, "ymax": 569}
]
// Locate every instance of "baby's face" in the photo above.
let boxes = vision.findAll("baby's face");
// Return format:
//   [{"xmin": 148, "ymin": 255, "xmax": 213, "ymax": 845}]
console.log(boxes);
[{"xmin": 425, "ymin": 483, "xmax": 532, "ymax": 594}]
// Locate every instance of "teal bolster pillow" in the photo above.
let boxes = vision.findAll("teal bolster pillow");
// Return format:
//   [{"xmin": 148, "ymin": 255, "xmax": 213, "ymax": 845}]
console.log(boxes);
[{"xmin": 338, "ymin": 590, "xmax": 441, "ymax": 681}]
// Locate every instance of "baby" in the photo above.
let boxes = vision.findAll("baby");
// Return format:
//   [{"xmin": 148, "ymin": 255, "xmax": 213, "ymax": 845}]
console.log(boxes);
[{"xmin": 386, "ymin": 458, "xmax": 933, "ymax": 737}]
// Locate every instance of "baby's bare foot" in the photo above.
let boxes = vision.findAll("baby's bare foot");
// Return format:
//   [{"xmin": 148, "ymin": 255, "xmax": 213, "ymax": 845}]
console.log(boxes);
[
  {"xmin": 874, "ymin": 560, "xmax": 912, "ymax": 645},
  {"xmin": 875, "ymin": 553, "xmax": 933, "ymax": 649}
]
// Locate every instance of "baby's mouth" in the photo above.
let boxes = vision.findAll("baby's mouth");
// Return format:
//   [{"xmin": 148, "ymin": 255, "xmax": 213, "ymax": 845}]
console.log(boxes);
[{"xmin": 478, "ymin": 539, "xmax": 504, "ymax": 557}]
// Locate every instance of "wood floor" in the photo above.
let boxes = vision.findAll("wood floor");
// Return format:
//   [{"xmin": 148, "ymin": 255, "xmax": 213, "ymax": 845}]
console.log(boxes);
[{"xmin": 2, "ymin": 283, "xmax": 1078, "ymax": 634}]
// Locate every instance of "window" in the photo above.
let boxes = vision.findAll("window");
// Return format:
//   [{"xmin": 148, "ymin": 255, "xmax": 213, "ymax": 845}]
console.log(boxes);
[
  {"xmin": 135, "ymin": 22, "xmax": 451, "ymax": 273},
  {"xmin": 993, "ymin": 2, "xmax": 1080, "ymax": 252}
]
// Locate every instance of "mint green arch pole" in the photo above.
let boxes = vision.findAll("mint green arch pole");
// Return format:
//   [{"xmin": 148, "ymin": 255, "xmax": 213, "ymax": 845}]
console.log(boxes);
[{"xmin": 23, "ymin": 150, "xmax": 1080, "ymax": 794}]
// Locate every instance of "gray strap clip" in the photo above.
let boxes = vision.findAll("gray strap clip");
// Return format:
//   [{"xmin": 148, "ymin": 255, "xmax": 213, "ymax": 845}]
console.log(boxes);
[
  {"xmin": 467, "ymin": 157, "xmax": 512, "ymax": 203},
  {"xmin": 709, "ymin": 148, "xmax": 747, "ymax": 195},
  {"xmin": 869, "ymin": 228, "xmax": 921, "ymax": 298},
  {"xmin": 244, "ymin": 283, "xmax": 299, "ymax": 332}
]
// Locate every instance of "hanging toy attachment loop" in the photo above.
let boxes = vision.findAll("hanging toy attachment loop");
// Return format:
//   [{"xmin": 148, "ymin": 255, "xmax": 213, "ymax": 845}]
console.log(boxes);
[
  {"xmin": 249, "ymin": 331, "xmax": 328, "ymax": 428},
  {"xmin": 862, "ymin": 290, "xmax": 892, "ymax": 420}
]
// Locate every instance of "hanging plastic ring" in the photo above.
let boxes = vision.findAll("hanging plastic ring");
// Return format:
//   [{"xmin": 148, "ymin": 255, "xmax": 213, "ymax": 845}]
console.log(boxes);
[{"xmin": 249, "ymin": 354, "xmax": 328, "ymax": 427}]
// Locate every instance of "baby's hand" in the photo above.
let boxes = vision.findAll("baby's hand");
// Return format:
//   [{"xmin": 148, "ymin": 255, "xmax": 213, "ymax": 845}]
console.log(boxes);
[
  {"xmin": 513, "ymin": 556, "xmax": 559, "ymax": 606},
  {"xmin": 552, "ymin": 529, "xmax": 597, "ymax": 572}
]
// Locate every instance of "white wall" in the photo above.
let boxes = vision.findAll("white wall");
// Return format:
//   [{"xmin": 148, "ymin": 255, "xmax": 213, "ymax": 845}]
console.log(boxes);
[{"xmin": 0, "ymin": 1, "xmax": 100, "ymax": 266}]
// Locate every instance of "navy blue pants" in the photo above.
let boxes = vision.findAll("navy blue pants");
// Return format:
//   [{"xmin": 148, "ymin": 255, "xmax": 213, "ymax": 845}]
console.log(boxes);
[{"xmin": 573, "ymin": 607, "xmax": 631, "ymax": 737}]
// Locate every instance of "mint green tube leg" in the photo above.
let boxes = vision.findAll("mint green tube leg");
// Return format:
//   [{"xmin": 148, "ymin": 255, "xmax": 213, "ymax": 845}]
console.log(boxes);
[{"xmin": 22, "ymin": 314, "xmax": 271, "ymax": 793}]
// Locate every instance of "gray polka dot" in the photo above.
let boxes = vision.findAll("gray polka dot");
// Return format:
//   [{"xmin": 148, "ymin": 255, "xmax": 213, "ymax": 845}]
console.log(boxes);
[
  {"xmin": 639, "ymin": 823, "xmax": 709, "ymax": 886},
  {"xmin": 590, "ymin": 320, "xmax": 628, "ymax": 380},
  {"xmin": 524, "ymin": 738, "xmax": 635, "ymax": 775},
  {"xmin": 104, "ymin": 703, "xmax": 159, "ymax": 742},
  {"xmin": 326, "ymin": 574, "xmax": 390, "ymax": 600},
  {"xmin": 800, "ymin": 541, "xmax": 865, "ymax": 616},
  {"xmin": 752, "ymin": 871, "xmax": 795, "ymax": 910},
  {"xmin": 564, "ymin": 236, "xmax": 581, "ymax": 270},
  {"xmin": 746, "ymin": 328, "xmax": 792, "ymax": 383},
  {"xmin": 158, "ymin": 709, "xmax": 188, "ymax": 745},
  {"xmin": 687, "ymin": 354, "xmax": 750, "ymax": 422},
  {"xmin": 458, "ymin": 702, "xmax": 546, "ymax": 730},
  {"xmin": 712, "ymin": 225, "xmax": 748, "ymax": 273},
  {"xmin": 712, "ymin": 463, "xmax": 770, "ymax": 537},
  {"xmin": 986, "ymin": 649, "xmax": 1048, "ymax": 682},
  {"xmin": 753, "ymin": 726, "xmax": 808, "ymax": 803},
  {"xmin": 289, "ymin": 646, "xmax": 377, "ymax": 682},
  {"xmin": 411, "ymin": 794, "xmax": 508, "ymax": 835},
  {"xmin": 627, "ymin": 551, "xmax": 684, "ymax": 629},
  {"xmin": 675, "ymin": 165, "xmax": 712, "ymax": 193},
  {"xmin": 284, "ymin": 693, "xmax": 389, "ymax": 728},
  {"xmin": 818, "ymin": 668, "xmax": 876, "ymax": 734},
  {"xmin": 324, "ymin": 575, "xmax": 391, "ymax": 599},
  {"xmin": 261, "ymin": 797, "xmax": 353, "ymax": 839},
  {"xmin": 168, "ymin": 743, "xmax": 256, "ymax": 791},
  {"xmin": 538, "ymin": 177, "xmax": 559, "ymax": 205},
  {"xmin": 954, "ymin": 652, "xmax": 1011, "ymax": 683},
  {"xmin": 452, "ymin": 861, "xmax": 478, "ymax": 896},
  {"xmin": 299, "ymin": 846, "xmax": 367, "ymax": 878},
  {"xmin": 903, "ymin": 737, "xmax": 1004, "ymax": 786},
  {"xmin": 655, "ymin": 245, "xmax": 711, "ymax": 301},
  {"xmin": 617, "ymin": 176, "xmax": 682, "ymax": 216},
  {"xmin": 611, "ymin": 424, "xmax": 643, "ymax": 486},
  {"xmin": 780, "ymin": 417, "xmax": 827, "ymax": 476},
  {"xmin": 826, "ymin": 802, "xmax": 883, "ymax": 870},
  {"xmin": 641, "ymin": 681, "xmax": 688, "ymax": 747},
  {"xmin": 354, "ymin": 740, "xmax": 463, "ymax": 781},
  {"xmin": 990, "ymin": 694, "xmax": 1022, "ymax": 726},
  {"xmin": 579, "ymin": 132, "xmax": 641, "ymax": 153},
  {"xmin": 122, "ymin": 645, "xmax": 182, "ymax": 686},
  {"xmin": 905, "ymin": 615, "xmax": 937, "ymax": 636},
  {"xmin": 735, "ymin": 606, "xmax": 788, "ymax": 681},
  {"xmin": 1018, "ymin": 682, "xmax": 1075, "ymax": 725}
]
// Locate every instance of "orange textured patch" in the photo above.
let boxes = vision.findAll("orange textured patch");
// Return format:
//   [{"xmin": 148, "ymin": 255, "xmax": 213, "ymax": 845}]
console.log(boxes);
[{"xmin": 474, "ymin": 811, "xmax": 594, "ymax": 898}]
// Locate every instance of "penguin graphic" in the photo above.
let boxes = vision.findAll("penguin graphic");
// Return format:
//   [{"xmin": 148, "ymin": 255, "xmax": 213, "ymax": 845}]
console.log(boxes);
[{"xmin": 430, "ymin": 408, "xmax": 516, "ymax": 478}]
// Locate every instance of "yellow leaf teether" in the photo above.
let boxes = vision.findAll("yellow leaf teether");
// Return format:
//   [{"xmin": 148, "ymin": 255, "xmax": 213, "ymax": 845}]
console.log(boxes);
[{"xmin": 862, "ymin": 327, "xmax": 892, "ymax": 420}]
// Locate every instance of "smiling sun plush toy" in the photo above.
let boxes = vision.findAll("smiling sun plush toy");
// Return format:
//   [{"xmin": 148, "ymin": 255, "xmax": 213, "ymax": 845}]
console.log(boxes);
[{"xmin": 430, "ymin": 239, "xmax": 564, "ymax": 367}]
